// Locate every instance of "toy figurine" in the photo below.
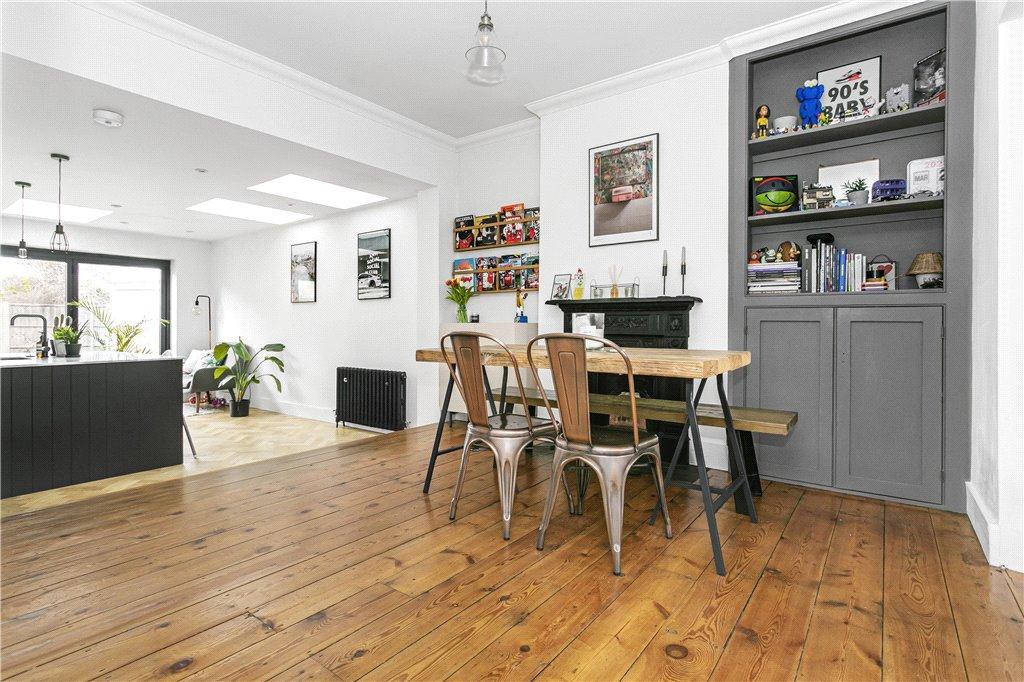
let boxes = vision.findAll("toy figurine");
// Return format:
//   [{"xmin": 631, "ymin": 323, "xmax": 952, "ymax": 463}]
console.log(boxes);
[
  {"xmin": 513, "ymin": 289, "xmax": 529, "ymax": 323},
  {"xmin": 761, "ymin": 248, "xmax": 778, "ymax": 263},
  {"xmin": 796, "ymin": 79, "xmax": 825, "ymax": 128},
  {"xmin": 571, "ymin": 268, "xmax": 585, "ymax": 300},
  {"xmin": 777, "ymin": 241, "xmax": 801, "ymax": 262},
  {"xmin": 817, "ymin": 110, "xmax": 831, "ymax": 126},
  {"xmin": 755, "ymin": 104, "xmax": 770, "ymax": 138},
  {"xmin": 881, "ymin": 84, "xmax": 911, "ymax": 114},
  {"xmin": 862, "ymin": 95, "xmax": 877, "ymax": 117},
  {"xmin": 748, "ymin": 250, "xmax": 762, "ymax": 264}
]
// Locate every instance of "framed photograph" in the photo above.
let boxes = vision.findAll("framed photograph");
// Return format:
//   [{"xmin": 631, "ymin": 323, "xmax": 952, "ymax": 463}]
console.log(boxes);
[
  {"xmin": 589, "ymin": 133, "xmax": 658, "ymax": 247},
  {"xmin": 913, "ymin": 49, "xmax": 946, "ymax": 106},
  {"xmin": 550, "ymin": 273, "xmax": 572, "ymax": 300},
  {"xmin": 817, "ymin": 56, "xmax": 881, "ymax": 121},
  {"xmin": 290, "ymin": 241, "xmax": 316, "ymax": 303},
  {"xmin": 357, "ymin": 228, "xmax": 390, "ymax": 300}
]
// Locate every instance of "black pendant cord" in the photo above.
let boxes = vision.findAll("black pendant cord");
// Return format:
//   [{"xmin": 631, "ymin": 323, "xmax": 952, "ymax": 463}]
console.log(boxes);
[
  {"xmin": 57, "ymin": 157, "xmax": 62, "ymax": 227},
  {"xmin": 20, "ymin": 184, "xmax": 26, "ymax": 242}
]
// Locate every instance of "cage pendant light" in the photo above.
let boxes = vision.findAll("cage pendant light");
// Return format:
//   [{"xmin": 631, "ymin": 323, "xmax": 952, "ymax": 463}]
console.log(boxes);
[
  {"xmin": 465, "ymin": 0, "xmax": 506, "ymax": 86},
  {"xmin": 15, "ymin": 181, "xmax": 31, "ymax": 259},
  {"xmin": 50, "ymin": 153, "xmax": 70, "ymax": 252}
]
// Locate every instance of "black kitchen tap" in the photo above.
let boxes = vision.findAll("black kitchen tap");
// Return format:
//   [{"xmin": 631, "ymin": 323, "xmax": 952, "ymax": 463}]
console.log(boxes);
[{"xmin": 10, "ymin": 314, "xmax": 49, "ymax": 358}]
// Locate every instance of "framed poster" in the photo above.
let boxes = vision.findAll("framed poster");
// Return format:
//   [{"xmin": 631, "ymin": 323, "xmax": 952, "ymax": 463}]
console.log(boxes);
[
  {"xmin": 290, "ymin": 241, "xmax": 316, "ymax": 303},
  {"xmin": 589, "ymin": 133, "xmax": 658, "ymax": 247},
  {"xmin": 357, "ymin": 228, "xmax": 390, "ymax": 300},
  {"xmin": 817, "ymin": 56, "xmax": 881, "ymax": 122}
]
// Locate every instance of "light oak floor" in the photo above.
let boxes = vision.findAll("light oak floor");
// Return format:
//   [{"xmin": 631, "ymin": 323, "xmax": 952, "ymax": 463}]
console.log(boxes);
[
  {"xmin": 1, "ymin": 424, "xmax": 1021, "ymax": 681},
  {"xmin": 0, "ymin": 408, "xmax": 373, "ymax": 518}
]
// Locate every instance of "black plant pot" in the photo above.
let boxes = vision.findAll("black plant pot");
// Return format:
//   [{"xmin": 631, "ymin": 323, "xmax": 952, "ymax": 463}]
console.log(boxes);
[
  {"xmin": 230, "ymin": 399, "xmax": 250, "ymax": 417},
  {"xmin": 64, "ymin": 343, "xmax": 82, "ymax": 358}
]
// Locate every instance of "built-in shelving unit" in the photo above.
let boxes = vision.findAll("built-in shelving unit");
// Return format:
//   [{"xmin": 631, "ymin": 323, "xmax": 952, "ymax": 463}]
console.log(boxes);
[{"xmin": 727, "ymin": 2, "xmax": 974, "ymax": 512}]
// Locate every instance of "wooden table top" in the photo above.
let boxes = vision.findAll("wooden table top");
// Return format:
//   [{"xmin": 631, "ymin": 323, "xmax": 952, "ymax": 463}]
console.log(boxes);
[{"xmin": 416, "ymin": 344, "xmax": 750, "ymax": 379}]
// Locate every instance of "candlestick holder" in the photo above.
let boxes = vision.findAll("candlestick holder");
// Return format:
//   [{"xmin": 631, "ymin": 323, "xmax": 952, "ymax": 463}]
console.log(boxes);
[
  {"xmin": 681, "ymin": 263, "xmax": 687, "ymax": 295},
  {"xmin": 661, "ymin": 264, "xmax": 668, "ymax": 295}
]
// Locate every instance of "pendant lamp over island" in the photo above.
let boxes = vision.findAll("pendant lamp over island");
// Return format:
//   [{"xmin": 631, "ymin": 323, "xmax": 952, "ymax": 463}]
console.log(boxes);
[
  {"xmin": 50, "ymin": 153, "xmax": 70, "ymax": 252},
  {"xmin": 465, "ymin": 0, "xmax": 506, "ymax": 86},
  {"xmin": 15, "ymin": 180, "xmax": 31, "ymax": 259}
]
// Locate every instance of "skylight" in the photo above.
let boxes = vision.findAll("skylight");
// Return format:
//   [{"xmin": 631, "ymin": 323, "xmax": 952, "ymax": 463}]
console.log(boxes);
[
  {"xmin": 3, "ymin": 199, "xmax": 111, "ymax": 224},
  {"xmin": 248, "ymin": 174, "xmax": 387, "ymax": 210},
  {"xmin": 186, "ymin": 198, "xmax": 312, "ymax": 225}
]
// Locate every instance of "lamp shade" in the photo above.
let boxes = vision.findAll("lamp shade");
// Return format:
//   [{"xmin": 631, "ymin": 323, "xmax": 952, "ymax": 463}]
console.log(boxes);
[{"xmin": 907, "ymin": 251, "xmax": 943, "ymax": 275}]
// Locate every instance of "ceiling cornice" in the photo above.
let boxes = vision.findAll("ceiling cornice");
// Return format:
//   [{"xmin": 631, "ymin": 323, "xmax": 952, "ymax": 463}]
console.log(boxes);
[
  {"xmin": 74, "ymin": 0, "xmax": 460, "ymax": 151},
  {"xmin": 453, "ymin": 117, "xmax": 540, "ymax": 152},
  {"xmin": 526, "ymin": 0, "xmax": 925, "ymax": 118}
]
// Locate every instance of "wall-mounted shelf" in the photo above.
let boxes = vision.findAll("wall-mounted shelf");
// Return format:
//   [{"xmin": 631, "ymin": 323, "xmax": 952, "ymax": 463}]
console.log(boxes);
[
  {"xmin": 473, "ymin": 287, "xmax": 539, "ymax": 295},
  {"xmin": 454, "ymin": 239, "xmax": 539, "ymax": 253},
  {"xmin": 452, "ymin": 216, "xmax": 539, "ymax": 232},
  {"xmin": 748, "ymin": 104, "xmax": 945, "ymax": 156},
  {"xmin": 748, "ymin": 196, "xmax": 943, "ymax": 226}
]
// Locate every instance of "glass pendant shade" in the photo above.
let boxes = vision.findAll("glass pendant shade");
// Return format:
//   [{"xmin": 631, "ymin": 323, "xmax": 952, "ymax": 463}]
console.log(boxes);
[{"xmin": 465, "ymin": 5, "xmax": 506, "ymax": 85}]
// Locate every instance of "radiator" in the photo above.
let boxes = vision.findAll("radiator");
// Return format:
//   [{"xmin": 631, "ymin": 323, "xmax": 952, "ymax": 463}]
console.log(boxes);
[{"xmin": 335, "ymin": 367, "xmax": 407, "ymax": 431}]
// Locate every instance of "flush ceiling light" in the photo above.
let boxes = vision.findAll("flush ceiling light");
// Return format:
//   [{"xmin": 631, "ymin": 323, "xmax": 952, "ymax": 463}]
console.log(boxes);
[
  {"xmin": 248, "ymin": 174, "xmax": 386, "ymax": 210},
  {"xmin": 186, "ymin": 198, "xmax": 311, "ymax": 224},
  {"xmin": 3, "ymin": 198, "xmax": 111, "ymax": 224},
  {"xmin": 92, "ymin": 109, "xmax": 124, "ymax": 128},
  {"xmin": 465, "ymin": 0, "xmax": 506, "ymax": 86}
]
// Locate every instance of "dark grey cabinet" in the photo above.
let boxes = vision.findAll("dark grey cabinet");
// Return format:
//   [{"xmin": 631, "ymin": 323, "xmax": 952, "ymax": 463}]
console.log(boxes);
[
  {"xmin": 835, "ymin": 307, "xmax": 943, "ymax": 503},
  {"xmin": 745, "ymin": 308, "xmax": 834, "ymax": 486}
]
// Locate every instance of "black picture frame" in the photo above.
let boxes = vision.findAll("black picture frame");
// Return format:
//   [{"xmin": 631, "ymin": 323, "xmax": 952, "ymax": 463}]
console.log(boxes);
[
  {"xmin": 588, "ymin": 133, "xmax": 659, "ymax": 248},
  {"xmin": 290, "ymin": 241, "xmax": 317, "ymax": 303},
  {"xmin": 357, "ymin": 228, "xmax": 391, "ymax": 300}
]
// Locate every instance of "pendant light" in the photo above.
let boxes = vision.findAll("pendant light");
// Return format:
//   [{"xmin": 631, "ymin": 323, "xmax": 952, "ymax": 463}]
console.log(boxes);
[
  {"xmin": 14, "ymin": 181, "xmax": 31, "ymax": 259},
  {"xmin": 50, "ymin": 153, "xmax": 70, "ymax": 252},
  {"xmin": 465, "ymin": 0, "xmax": 506, "ymax": 86}
]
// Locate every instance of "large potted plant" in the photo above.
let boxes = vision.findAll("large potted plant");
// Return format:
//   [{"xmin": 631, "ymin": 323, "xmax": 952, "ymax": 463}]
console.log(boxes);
[
  {"xmin": 73, "ymin": 298, "xmax": 169, "ymax": 353},
  {"xmin": 213, "ymin": 339, "xmax": 285, "ymax": 417}
]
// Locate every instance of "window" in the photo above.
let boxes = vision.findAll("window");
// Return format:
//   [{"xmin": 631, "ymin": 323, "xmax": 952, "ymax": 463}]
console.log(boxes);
[{"xmin": 0, "ymin": 247, "xmax": 170, "ymax": 354}]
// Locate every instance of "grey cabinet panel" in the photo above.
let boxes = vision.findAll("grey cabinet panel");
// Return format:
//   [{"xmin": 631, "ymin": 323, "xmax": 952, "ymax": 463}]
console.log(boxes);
[
  {"xmin": 746, "ymin": 308, "xmax": 834, "ymax": 485},
  {"xmin": 835, "ymin": 307, "xmax": 943, "ymax": 503}
]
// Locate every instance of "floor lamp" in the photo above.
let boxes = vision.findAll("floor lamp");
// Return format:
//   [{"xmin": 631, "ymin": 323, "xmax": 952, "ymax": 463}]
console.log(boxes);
[{"xmin": 192, "ymin": 294, "xmax": 212, "ymax": 348}]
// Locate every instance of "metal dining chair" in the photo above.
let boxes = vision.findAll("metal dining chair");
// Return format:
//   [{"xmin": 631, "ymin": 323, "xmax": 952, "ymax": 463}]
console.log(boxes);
[
  {"xmin": 528, "ymin": 333, "xmax": 672, "ymax": 575},
  {"xmin": 441, "ymin": 331, "xmax": 573, "ymax": 540}
]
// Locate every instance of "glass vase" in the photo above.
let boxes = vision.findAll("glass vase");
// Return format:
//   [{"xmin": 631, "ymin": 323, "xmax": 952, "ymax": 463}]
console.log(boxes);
[{"xmin": 456, "ymin": 304, "xmax": 469, "ymax": 323}]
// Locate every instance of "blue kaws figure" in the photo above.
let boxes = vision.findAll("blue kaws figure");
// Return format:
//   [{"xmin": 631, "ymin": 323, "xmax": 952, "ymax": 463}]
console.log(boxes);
[{"xmin": 795, "ymin": 79, "xmax": 825, "ymax": 127}]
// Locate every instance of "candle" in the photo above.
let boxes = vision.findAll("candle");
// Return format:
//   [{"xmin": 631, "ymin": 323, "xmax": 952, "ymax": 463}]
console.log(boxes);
[
  {"xmin": 681, "ymin": 247, "xmax": 686, "ymax": 264},
  {"xmin": 662, "ymin": 250, "xmax": 668, "ymax": 266}
]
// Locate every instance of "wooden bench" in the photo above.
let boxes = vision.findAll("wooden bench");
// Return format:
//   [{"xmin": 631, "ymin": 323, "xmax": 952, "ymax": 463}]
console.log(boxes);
[{"xmin": 501, "ymin": 387, "xmax": 797, "ymax": 515}]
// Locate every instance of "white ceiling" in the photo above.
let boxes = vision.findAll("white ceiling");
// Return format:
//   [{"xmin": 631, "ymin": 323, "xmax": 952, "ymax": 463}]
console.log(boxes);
[
  {"xmin": 1, "ymin": 56, "xmax": 428, "ymax": 241},
  {"xmin": 140, "ymin": 1, "xmax": 830, "ymax": 139}
]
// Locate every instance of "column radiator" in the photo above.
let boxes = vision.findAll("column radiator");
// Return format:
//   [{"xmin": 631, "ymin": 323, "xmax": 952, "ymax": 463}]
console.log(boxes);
[{"xmin": 335, "ymin": 367, "xmax": 407, "ymax": 431}]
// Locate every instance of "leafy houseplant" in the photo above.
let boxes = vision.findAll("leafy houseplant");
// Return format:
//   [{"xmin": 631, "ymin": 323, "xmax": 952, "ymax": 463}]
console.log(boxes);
[
  {"xmin": 444, "ymin": 276, "xmax": 475, "ymax": 323},
  {"xmin": 213, "ymin": 339, "xmax": 285, "ymax": 417},
  {"xmin": 72, "ymin": 298, "xmax": 169, "ymax": 353},
  {"xmin": 53, "ymin": 322, "xmax": 85, "ymax": 357},
  {"xmin": 842, "ymin": 178, "xmax": 870, "ymax": 206}
]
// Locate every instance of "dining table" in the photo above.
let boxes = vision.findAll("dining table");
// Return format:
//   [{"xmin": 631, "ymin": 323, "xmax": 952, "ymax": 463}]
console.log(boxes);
[{"xmin": 414, "ymin": 343, "xmax": 755, "ymax": 576}]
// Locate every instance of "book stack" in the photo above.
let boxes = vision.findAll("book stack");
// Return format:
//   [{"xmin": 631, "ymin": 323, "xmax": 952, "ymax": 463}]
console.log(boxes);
[
  {"xmin": 801, "ymin": 244, "xmax": 880, "ymax": 293},
  {"xmin": 747, "ymin": 261, "xmax": 801, "ymax": 293}
]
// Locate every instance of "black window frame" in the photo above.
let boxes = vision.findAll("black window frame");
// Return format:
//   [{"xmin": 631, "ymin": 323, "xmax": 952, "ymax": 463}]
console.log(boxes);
[{"xmin": 1, "ymin": 246, "xmax": 172, "ymax": 353}]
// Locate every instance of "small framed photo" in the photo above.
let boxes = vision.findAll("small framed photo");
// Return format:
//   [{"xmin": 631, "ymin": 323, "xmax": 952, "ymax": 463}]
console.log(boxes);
[
  {"xmin": 817, "ymin": 56, "xmax": 881, "ymax": 121},
  {"xmin": 550, "ymin": 273, "xmax": 572, "ymax": 300},
  {"xmin": 357, "ymin": 228, "xmax": 391, "ymax": 300},
  {"xmin": 589, "ymin": 133, "xmax": 658, "ymax": 247},
  {"xmin": 290, "ymin": 241, "xmax": 316, "ymax": 303}
]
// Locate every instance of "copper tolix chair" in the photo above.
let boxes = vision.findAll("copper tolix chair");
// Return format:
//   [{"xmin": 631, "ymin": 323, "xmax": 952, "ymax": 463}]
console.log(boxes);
[
  {"xmin": 529, "ymin": 333, "xmax": 672, "ymax": 575},
  {"xmin": 441, "ymin": 331, "xmax": 573, "ymax": 540}
]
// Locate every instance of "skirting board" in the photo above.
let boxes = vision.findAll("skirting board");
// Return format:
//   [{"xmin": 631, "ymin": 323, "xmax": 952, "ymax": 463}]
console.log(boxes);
[
  {"xmin": 965, "ymin": 480, "xmax": 1001, "ymax": 567},
  {"xmin": 248, "ymin": 397, "xmax": 396, "ymax": 434}
]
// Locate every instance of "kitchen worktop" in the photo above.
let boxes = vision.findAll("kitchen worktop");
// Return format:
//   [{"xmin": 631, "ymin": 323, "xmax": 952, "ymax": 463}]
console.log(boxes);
[{"xmin": 0, "ymin": 352, "xmax": 181, "ymax": 368}]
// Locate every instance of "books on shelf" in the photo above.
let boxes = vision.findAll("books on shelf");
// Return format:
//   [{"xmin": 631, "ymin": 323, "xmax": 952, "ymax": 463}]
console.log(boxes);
[{"xmin": 747, "ymin": 243, "xmax": 898, "ymax": 294}]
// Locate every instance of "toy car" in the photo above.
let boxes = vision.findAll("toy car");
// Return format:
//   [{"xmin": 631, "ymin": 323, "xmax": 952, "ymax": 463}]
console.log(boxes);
[{"xmin": 872, "ymin": 179, "xmax": 907, "ymax": 202}]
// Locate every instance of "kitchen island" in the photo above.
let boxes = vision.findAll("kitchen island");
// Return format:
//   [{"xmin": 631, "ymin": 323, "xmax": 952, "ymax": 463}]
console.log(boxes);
[{"xmin": 1, "ymin": 353, "xmax": 183, "ymax": 498}]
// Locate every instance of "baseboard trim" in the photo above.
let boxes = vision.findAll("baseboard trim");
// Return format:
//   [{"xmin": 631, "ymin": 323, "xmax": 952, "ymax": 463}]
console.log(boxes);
[
  {"xmin": 248, "ymin": 397, "xmax": 335, "ymax": 424},
  {"xmin": 965, "ymin": 480, "xmax": 1000, "ymax": 566}
]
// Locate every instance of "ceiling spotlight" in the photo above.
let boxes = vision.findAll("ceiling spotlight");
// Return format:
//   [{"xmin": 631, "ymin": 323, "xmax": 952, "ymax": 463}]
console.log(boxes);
[
  {"xmin": 92, "ymin": 109, "xmax": 124, "ymax": 128},
  {"xmin": 194, "ymin": 168, "xmax": 209, "ymax": 174},
  {"xmin": 110, "ymin": 203, "xmax": 122, "ymax": 208}
]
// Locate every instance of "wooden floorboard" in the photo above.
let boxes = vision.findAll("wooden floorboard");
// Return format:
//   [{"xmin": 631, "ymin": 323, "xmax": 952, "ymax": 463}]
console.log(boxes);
[{"xmin": 2, "ymin": 422, "xmax": 1020, "ymax": 681}]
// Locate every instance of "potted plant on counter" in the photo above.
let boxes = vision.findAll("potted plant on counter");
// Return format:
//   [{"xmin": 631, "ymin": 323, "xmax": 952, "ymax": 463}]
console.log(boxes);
[
  {"xmin": 842, "ymin": 178, "xmax": 870, "ymax": 206},
  {"xmin": 53, "ymin": 321, "xmax": 86, "ymax": 358},
  {"xmin": 213, "ymin": 339, "xmax": 285, "ymax": 417}
]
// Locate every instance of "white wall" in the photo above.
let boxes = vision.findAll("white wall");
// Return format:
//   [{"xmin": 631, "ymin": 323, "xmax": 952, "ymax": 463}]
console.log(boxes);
[
  {"xmin": 210, "ymin": 196, "xmax": 440, "ymax": 427},
  {"xmin": 535, "ymin": 63, "xmax": 732, "ymax": 468},
  {"xmin": 967, "ymin": 0, "xmax": 1023, "ymax": 572},
  {"xmin": 447, "ymin": 123, "xmax": 542, "ymax": 324},
  {"xmin": 2, "ymin": 217, "xmax": 213, "ymax": 355}
]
